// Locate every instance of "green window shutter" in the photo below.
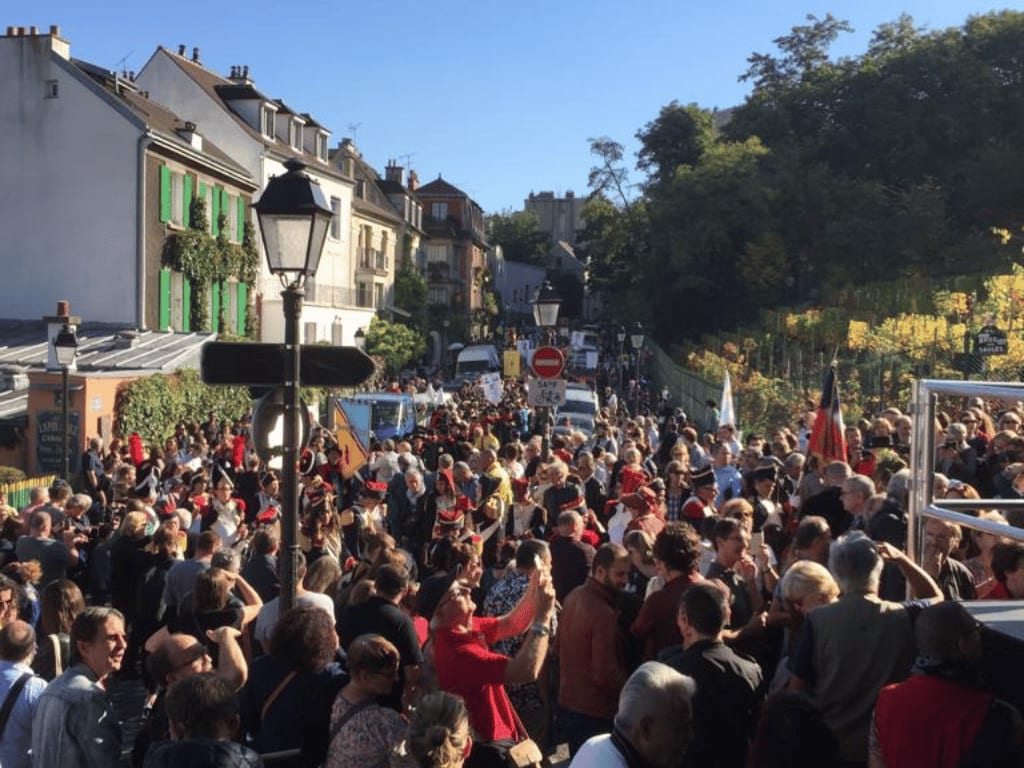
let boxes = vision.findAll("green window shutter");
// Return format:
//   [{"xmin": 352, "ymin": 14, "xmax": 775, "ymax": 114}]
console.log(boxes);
[
  {"xmin": 236, "ymin": 197, "xmax": 245, "ymax": 241},
  {"xmin": 212, "ymin": 186, "xmax": 222, "ymax": 236},
  {"xmin": 237, "ymin": 282, "xmax": 247, "ymax": 334},
  {"xmin": 182, "ymin": 174, "xmax": 193, "ymax": 228},
  {"xmin": 182, "ymin": 278, "xmax": 191, "ymax": 332},
  {"xmin": 211, "ymin": 281, "xmax": 220, "ymax": 333},
  {"xmin": 158, "ymin": 268, "xmax": 171, "ymax": 330},
  {"xmin": 198, "ymin": 182, "xmax": 207, "ymax": 231},
  {"xmin": 159, "ymin": 166, "xmax": 171, "ymax": 223}
]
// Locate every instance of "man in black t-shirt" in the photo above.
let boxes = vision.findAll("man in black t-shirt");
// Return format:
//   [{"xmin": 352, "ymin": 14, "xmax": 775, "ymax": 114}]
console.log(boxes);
[{"xmin": 337, "ymin": 565, "xmax": 423, "ymax": 712}]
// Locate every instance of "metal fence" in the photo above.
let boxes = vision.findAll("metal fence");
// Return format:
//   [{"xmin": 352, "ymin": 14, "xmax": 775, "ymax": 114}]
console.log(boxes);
[
  {"xmin": 1, "ymin": 475, "xmax": 57, "ymax": 509},
  {"xmin": 647, "ymin": 342, "xmax": 734, "ymax": 434}
]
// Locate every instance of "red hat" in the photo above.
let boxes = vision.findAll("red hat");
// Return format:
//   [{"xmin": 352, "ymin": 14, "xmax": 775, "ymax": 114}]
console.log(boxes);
[
  {"xmin": 362, "ymin": 480, "xmax": 388, "ymax": 495},
  {"xmin": 436, "ymin": 504, "xmax": 466, "ymax": 528},
  {"xmin": 622, "ymin": 485, "xmax": 658, "ymax": 514},
  {"xmin": 558, "ymin": 495, "xmax": 587, "ymax": 513}
]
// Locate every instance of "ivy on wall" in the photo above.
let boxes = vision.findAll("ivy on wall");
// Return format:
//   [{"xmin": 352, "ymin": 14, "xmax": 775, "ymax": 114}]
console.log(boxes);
[
  {"xmin": 115, "ymin": 368, "xmax": 250, "ymax": 445},
  {"xmin": 162, "ymin": 197, "xmax": 259, "ymax": 335}
]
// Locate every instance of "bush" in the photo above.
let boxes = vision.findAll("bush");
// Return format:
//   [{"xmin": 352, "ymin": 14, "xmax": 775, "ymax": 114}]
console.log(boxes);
[{"xmin": 0, "ymin": 467, "xmax": 26, "ymax": 485}]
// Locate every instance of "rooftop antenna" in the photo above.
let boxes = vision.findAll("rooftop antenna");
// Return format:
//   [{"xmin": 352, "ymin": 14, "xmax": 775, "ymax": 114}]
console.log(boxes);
[
  {"xmin": 398, "ymin": 152, "xmax": 416, "ymax": 168},
  {"xmin": 347, "ymin": 122, "xmax": 362, "ymax": 142},
  {"xmin": 114, "ymin": 50, "xmax": 134, "ymax": 76}
]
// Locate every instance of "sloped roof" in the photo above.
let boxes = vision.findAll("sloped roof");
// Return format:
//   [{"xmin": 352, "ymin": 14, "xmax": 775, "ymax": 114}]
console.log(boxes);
[
  {"xmin": 71, "ymin": 58, "xmax": 254, "ymax": 185},
  {"xmin": 0, "ymin": 322, "xmax": 216, "ymax": 374},
  {"xmin": 158, "ymin": 48, "xmax": 344, "ymax": 178},
  {"xmin": 416, "ymin": 175, "xmax": 467, "ymax": 198}
]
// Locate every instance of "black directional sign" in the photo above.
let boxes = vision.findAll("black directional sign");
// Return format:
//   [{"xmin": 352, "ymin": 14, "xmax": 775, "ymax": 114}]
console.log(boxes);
[
  {"xmin": 975, "ymin": 325, "xmax": 1009, "ymax": 356},
  {"xmin": 200, "ymin": 342, "xmax": 376, "ymax": 387}
]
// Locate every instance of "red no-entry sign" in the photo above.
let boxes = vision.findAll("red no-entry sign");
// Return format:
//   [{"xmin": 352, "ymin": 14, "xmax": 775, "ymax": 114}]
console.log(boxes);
[{"xmin": 531, "ymin": 345, "xmax": 565, "ymax": 379}]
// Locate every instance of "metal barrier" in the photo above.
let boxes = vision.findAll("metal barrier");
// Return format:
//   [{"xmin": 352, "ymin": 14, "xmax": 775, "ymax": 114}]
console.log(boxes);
[
  {"xmin": 907, "ymin": 378, "xmax": 1024, "ymax": 564},
  {"xmin": 647, "ymin": 342, "xmax": 734, "ymax": 433}
]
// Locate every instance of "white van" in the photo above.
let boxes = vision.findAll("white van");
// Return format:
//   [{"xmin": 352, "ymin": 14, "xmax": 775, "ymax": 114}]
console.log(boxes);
[
  {"xmin": 455, "ymin": 344, "xmax": 501, "ymax": 381},
  {"xmin": 557, "ymin": 383, "xmax": 600, "ymax": 418}
]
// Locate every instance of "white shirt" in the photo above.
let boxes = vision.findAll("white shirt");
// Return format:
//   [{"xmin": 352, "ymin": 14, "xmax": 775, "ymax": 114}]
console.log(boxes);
[
  {"xmin": 570, "ymin": 735, "xmax": 627, "ymax": 768},
  {"xmin": 254, "ymin": 591, "xmax": 335, "ymax": 650}
]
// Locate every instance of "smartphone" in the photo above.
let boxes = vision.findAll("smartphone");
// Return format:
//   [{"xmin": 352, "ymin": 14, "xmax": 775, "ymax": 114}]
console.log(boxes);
[
  {"xmin": 533, "ymin": 554, "xmax": 543, "ymax": 571},
  {"xmin": 751, "ymin": 531, "xmax": 764, "ymax": 550}
]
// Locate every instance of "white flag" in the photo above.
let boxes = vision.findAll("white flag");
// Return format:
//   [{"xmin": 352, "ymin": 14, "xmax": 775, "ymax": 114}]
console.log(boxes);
[
  {"xmin": 481, "ymin": 373, "xmax": 503, "ymax": 405},
  {"xmin": 719, "ymin": 371, "xmax": 735, "ymax": 428}
]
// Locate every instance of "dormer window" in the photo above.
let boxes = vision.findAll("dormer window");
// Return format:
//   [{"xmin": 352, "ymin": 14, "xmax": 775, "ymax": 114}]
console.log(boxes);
[
  {"xmin": 289, "ymin": 120, "xmax": 301, "ymax": 149},
  {"xmin": 315, "ymin": 132, "xmax": 327, "ymax": 161},
  {"xmin": 260, "ymin": 105, "xmax": 276, "ymax": 138}
]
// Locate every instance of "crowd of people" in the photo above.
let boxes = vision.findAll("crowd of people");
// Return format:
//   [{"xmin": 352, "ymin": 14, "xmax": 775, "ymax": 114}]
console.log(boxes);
[{"xmin": 0, "ymin": 380, "xmax": 1023, "ymax": 767}]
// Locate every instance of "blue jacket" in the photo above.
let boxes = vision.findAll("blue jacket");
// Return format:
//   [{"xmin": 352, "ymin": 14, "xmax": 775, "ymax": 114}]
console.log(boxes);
[{"xmin": 30, "ymin": 663, "xmax": 121, "ymax": 768}]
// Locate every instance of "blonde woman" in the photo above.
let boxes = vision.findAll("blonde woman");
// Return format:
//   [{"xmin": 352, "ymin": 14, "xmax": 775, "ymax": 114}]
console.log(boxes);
[
  {"xmin": 403, "ymin": 691, "xmax": 471, "ymax": 768},
  {"xmin": 771, "ymin": 560, "xmax": 840, "ymax": 691}
]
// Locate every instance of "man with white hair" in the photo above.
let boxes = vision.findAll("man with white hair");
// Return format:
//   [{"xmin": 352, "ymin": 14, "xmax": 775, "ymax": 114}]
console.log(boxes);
[
  {"xmin": 569, "ymin": 661, "xmax": 696, "ymax": 768},
  {"xmin": 788, "ymin": 532, "xmax": 943, "ymax": 765}
]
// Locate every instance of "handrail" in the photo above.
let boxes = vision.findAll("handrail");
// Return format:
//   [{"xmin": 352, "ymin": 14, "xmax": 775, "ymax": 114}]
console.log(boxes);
[{"xmin": 920, "ymin": 504, "xmax": 1024, "ymax": 542}]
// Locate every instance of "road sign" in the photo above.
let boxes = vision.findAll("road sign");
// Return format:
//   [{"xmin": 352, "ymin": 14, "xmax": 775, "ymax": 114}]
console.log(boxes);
[
  {"xmin": 975, "ymin": 325, "xmax": 1008, "ymax": 356},
  {"xmin": 250, "ymin": 387, "xmax": 313, "ymax": 468},
  {"xmin": 527, "ymin": 377, "xmax": 566, "ymax": 407},
  {"xmin": 201, "ymin": 342, "xmax": 376, "ymax": 387},
  {"xmin": 531, "ymin": 346, "xmax": 565, "ymax": 379}
]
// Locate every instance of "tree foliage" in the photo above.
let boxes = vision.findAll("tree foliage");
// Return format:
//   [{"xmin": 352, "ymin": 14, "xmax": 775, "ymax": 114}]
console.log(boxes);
[
  {"xmin": 487, "ymin": 210, "xmax": 550, "ymax": 265},
  {"xmin": 393, "ymin": 251, "xmax": 428, "ymax": 329},
  {"xmin": 364, "ymin": 316, "xmax": 427, "ymax": 377},
  {"xmin": 589, "ymin": 10, "xmax": 1024, "ymax": 345}
]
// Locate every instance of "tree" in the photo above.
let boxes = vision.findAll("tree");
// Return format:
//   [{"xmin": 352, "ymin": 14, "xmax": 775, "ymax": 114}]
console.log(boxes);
[
  {"xmin": 364, "ymin": 316, "xmax": 426, "ymax": 377},
  {"xmin": 393, "ymin": 251, "xmax": 427, "ymax": 329},
  {"xmin": 636, "ymin": 102, "xmax": 716, "ymax": 188},
  {"xmin": 740, "ymin": 13, "xmax": 853, "ymax": 91},
  {"xmin": 486, "ymin": 210, "xmax": 550, "ymax": 265}
]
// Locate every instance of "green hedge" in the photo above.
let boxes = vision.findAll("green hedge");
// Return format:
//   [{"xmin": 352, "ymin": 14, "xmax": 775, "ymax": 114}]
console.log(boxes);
[{"xmin": 115, "ymin": 368, "xmax": 250, "ymax": 445}]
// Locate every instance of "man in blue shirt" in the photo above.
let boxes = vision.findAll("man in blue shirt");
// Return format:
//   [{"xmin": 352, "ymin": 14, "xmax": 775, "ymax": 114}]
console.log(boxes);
[{"xmin": 0, "ymin": 621, "xmax": 46, "ymax": 768}]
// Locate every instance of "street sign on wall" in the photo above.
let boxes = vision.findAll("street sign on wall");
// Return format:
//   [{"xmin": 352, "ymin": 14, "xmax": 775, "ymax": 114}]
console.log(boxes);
[{"xmin": 975, "ymin": 325, "xmax": 1008, "ymax": 356}]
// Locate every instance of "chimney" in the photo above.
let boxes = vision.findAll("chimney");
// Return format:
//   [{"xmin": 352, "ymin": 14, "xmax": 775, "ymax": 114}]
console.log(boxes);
[
  {"xmin": 5, "ymin": 27, "xmax": 13, "ymax": 36},
  {"xmin": 242, "ymin": 65, "xmax": 249, "ymax": 80},
  {"xmin": 230, "ymin": 65, "xmax": 238, "ymax": 78},
  {"xmin": 385, "ymin": 161, "xmax": 404, "ymax": 186},
  {"xmin": 49, "ymin": 24, "xmax": 60, "ymax": 36},
  {"xmin": 408, "ymin": 170, "xmax": 419, "ymax": 192},
  {"xmin": 179, "ymin": 121, "xmax": 203, "ymax": 151},
  {"xmin": 43, "ymin": 300, "xmax": 80, "ymax": 372},
  {"xmin": 178, "ymin": 44, "xmax": 186, "ymax": 56},
  {"xmin": 29, "ymin": 26, "xmax": 39, "ymax": 35},
  {"xmin": 192, "ymin": 46, "xmax": 200, "ymax": 63}
]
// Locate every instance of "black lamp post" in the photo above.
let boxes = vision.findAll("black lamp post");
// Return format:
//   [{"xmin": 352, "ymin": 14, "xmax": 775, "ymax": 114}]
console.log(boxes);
[
  {"xmin": 531, "ymin": 281, "xmax": 562, "ymax": 459},
  {"xmin": 53, "ymin": 323, "xmax": 78, "ymax": 482},
  {"xmin": 442, "ymin": 318, "xmax": 450, "ymax": 377},
  {"xmin": 616, "ymin": 325, "xmax": 626, "ymax": 398},
  {"xmin": 354, "ymin": 327, "xmax": 366, "ymax": 351},
  {"xmin": 630, "ymin": 322, "xmax": 644, "ymax": 416},
  {"xmin": 253, "ymin": 158, "xmax": 332, "ymax": 613}
]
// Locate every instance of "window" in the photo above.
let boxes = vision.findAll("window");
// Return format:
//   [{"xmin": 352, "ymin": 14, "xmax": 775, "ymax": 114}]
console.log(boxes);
[
  {"xmin": 357, "ymin": 283, "xmax": 371, "ymax": 308},
  {"xmin": 226, "ymin": 193, "xmax": 239, "ymax": 241},
  {"xmin": 330, "ymin": 197, "xmax": 341, "ymax": 240},
  {"xmin": 304, "ymin": 322, "xmax": 318, "ymax": 343},
  {"xmin": 431, "ymin": 202, "xmax": 448, "ymax": 221},
  {"xmin": 428, "ymin": 286, "xmax": 449, "ymax": 305},
  {"xmin": 332, "ymin": 320, "xmax": 344, "ymax": 346},
  {"xmin": 374, "ymin": 283, "xmax": 384, "ymax": 308},
  {"xmin": 289, "ymin": 120, "xmax": 301, "ymax": 149},
  {"xmin": 45, "ymin": 80, "xmax": 58, "ymax": 98},
  {"xmin": 426, "ymin": 244, "xmax": 450, "ymax": 264},
  {"xmin": 315, "ymin": 133, "xmax": 327, "ymax": 161},
  {"xmin": 305, "ymin": 275, "xmax": 317, "ymax": 303},
  {"xmin": 261, "ymin": 105, "xmax": 276, "ymax": 137},
  {"xmin": 169, "ymin": 172, "xmax": 185, "ymax": 226}
]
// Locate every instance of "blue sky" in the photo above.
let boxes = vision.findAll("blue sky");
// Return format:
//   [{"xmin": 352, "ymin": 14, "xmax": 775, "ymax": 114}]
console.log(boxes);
[{"xmin": 13, "ymin": 1, "xmax": 1017, "ymax": 211}]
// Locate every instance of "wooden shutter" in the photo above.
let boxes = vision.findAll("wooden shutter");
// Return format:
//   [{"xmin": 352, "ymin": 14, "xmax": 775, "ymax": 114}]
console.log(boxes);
[
  {"xmin": 159, "ymin": 166, "xmax": 172, "ymax": 222},
  {"xmin": 158, "ymin": 268, "xmax": 171, "ymax": 330},
  {"xmin": 182, "ymin": 279, "xmax": 192, "ymax": 332},
  {"xmin": 182, "ymin": 174, "xmax": 193, "ymax": 228}
]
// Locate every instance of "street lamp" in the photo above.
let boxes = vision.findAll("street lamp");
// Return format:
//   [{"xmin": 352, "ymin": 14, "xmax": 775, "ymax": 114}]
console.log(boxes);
[
  {"xmin": 531, "ymin": 281, "xmax": 562, "ymax": 459},
  {"xmin": 53, "ymin": 323, "xmax": 78, "ymax": 482},
  {"xmin": 531, "ymin": 281, "xmax": 562, "ymax": 336},
  {"xmin": 630, "ymin": 322, "xmax": 644, "ymax": 416},
  {"xmin": 253, "ymin": 157, "xmax": 332, "ymax": 614}
]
